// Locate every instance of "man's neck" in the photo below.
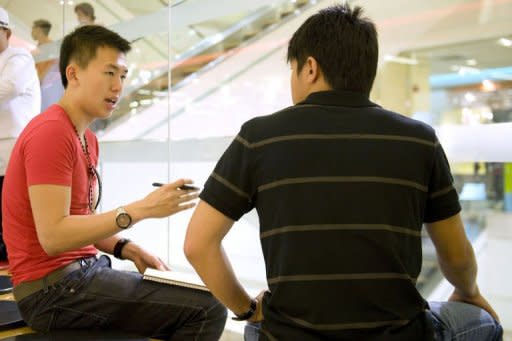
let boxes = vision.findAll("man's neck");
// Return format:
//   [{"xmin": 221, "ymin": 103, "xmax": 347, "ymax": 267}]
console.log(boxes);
[
  {"xmin": 58, "ymin": 95, "xmax": 93, "ymax": 135},
  {"xmin": 37, "ymin": 37, "xmax": 52, "ymax": 46},
  {"xmin": 306, "ymin": 81, "xmax": 332, "ymax": 98}
]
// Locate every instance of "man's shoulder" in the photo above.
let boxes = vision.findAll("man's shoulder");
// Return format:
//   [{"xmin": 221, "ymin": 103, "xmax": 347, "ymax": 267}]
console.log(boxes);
[
  {"xmin": 22, "ymin": 107, "xmax": 71, "ymax": 139},
  {"xmin": 374, "ymin": 107, "xmax": 437, "ymax": 140},
  {"xmin": 2, "ymin": 46, "xmax": 33, "ymax": 60},
  {"xmin": 243, "ymin": 105, "xmax": 298, "ymax": 129}
]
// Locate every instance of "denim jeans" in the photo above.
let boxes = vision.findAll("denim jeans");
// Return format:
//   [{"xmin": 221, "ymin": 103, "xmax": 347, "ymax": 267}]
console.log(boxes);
[
  {"xmin": 16, "ymin": 255, "xmax": 227, "ymax": 341},
  {"xmin": 244, "ymin": 301, "xmax": 503, "ymax": 341},
  {"xmin": 428, "ymin": 301, "xmax": 502, "ymax": 340}
]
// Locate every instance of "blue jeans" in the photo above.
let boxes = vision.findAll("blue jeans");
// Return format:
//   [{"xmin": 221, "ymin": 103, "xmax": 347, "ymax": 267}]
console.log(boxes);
[
  {"xmin": 16, "ymin": 255, "xmax": 227, "ymax": 340},
  {"xmin": 244, "ymin": 301, "xmax": 503, "ymax": 340},
  {"xmin": 428, "ymin": 301, "xmax": 502, "ymax": 340}
]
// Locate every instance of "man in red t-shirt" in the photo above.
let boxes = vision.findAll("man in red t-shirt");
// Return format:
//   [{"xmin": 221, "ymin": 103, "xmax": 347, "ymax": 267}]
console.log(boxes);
[{"xmin": 2, "ymin": 25, "xmax": 226, "ymax": 339}]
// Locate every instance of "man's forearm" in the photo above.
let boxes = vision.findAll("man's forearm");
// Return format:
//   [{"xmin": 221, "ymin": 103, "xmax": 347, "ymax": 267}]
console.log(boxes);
[
  {"xmin": 187, "ymin": 243, "xmax": 252, "ymax": 316},
  {"xmin": 94, "ymin": 235, "xmax": 120, "ymax": 254},
  {"xmin": 437, "ymin": 240, "xmax": 478, "ymax": 297}
]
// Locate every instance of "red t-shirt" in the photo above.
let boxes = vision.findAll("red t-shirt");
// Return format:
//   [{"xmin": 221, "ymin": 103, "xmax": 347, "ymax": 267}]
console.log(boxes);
[{"xmin": 2, "ymin": 104, "xmax": 98, "ymax": 285}]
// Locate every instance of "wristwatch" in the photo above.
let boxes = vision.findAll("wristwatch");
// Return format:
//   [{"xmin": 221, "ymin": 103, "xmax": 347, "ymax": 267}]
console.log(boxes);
[
  {"xmin": 232, "ymin": 298, "xmax": 258, "ymax": 321},
  {"xmin": 115, "ymin": 207, "xmax": 132, "ymax": 229}
]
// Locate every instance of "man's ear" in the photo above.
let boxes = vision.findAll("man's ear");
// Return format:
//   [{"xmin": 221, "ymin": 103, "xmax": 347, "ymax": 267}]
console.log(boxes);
[
  {"xmin": 65, "ymin": 64, "xmax": 79, "ymax": 86},
  {"xmin": 305, "ymin": 56, "xmax": 321, "ymax": 83}
]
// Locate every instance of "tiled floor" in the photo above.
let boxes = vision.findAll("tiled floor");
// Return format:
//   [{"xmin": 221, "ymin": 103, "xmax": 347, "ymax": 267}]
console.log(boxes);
[{"xmin": 477, "ymin": 211, "xmax": 512, "ymax": 339}]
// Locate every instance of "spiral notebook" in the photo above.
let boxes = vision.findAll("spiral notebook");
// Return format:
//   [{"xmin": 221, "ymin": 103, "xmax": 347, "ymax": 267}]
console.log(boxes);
[{"xmin": 143, "ymin": 268, "xmax": 209, "ymax": 292}]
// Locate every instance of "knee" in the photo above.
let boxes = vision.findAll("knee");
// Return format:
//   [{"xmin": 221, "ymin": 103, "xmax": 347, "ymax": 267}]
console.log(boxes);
[
  {"xmin": 208, "ymin": 299, "xmax": 228, "ymax": 323},
  {"xmin": 203, "ymin": 299, "xmax": 227, "ymax": 337}
]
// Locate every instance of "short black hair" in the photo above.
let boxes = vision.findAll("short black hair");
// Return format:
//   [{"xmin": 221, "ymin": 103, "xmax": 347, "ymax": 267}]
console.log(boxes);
[
  {"xmin": 59, "ymin": 25, "xmax": 131, "ymax": 88},
  {"xmin": 75, "ymin": 2, "xmax": 96, "ymax": 21},
  {"xmin": 287, "ymin": 3, "xmax": 378, "ymax": 95},
  {"xmin": 33, "ymin": 19, "xmax": 51, "ymax": 36}
]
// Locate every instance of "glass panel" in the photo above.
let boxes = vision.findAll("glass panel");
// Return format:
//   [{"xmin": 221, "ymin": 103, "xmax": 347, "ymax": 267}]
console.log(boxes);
[
  {"xmin": 166, "ymin": 1, "xmax": 330, "ymax": 301},
  {"xmin": 0, "ymin": 0, "xmax": 172, "ymax": 269}
]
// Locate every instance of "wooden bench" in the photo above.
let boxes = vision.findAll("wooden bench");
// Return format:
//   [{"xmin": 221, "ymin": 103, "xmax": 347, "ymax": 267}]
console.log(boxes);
[{"xmin": 0, "ymin": 269, "xmax": 31, "ymax": 339}]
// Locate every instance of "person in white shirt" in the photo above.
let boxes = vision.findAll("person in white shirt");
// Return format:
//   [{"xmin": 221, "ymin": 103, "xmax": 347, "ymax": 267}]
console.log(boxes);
[{"xmin": 0, "ymin": 7, "xmax": 41, "ymax": 261}]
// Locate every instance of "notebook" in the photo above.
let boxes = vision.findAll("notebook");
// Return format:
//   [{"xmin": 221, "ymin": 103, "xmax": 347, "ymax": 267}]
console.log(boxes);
[{"xmin": 142, "ymin": 268, "xmax": 209, "ymax": 292}]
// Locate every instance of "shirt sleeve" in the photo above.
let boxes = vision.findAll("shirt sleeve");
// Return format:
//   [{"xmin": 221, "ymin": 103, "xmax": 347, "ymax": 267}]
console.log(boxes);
[
  {"xmin": 24, "ymin": 121, "xmax": 76, "ymax": 187},
  {"xmin": 0, "ymin": 52, "xmax": 37, "ymax": 103},
  {"xmin": 200, "ymin": 123, "xmax": 256, "ymax": 221},
  {"xmin": 424, "ymin": 141, "xmax": 461, "ymax": 223}
]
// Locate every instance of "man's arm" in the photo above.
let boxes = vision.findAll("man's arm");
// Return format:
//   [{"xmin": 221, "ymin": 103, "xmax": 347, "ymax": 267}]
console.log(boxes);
[
  {"xmin": 95, "ymin": 236, "xmax": 169, "ymax": 273},
  {"xmin": 29, "ymin": 179, "xmax": 197, "ymax": 256},
  {"xmin": 0, "ymin": 53, "xmax": 34, "ymax": 102},
  {"xmin": 185, "ymin": 200, "xmax": 262, "ymax": 321},
  {"xmin": 426, "ymin": 213, "xmax": 499, "ymax": 320}
]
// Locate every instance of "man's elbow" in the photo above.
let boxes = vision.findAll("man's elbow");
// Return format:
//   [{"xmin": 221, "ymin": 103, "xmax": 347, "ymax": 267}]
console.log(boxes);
[
  {"xmin": 39, "ymin": 240, "xmax": 61, "ymax": 257},
  {"xmin": 37, "ymin": 231, "xmax": 64, "ymax": 257},
  {"xmin": 184, "ymin": 234, "xmax": 203, "ymax": 266}
]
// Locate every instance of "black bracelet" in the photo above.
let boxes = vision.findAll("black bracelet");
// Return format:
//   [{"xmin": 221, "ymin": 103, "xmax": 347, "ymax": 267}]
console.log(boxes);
[
  {"xmin": 232, "ymin": 298, "xmax": 257, "ymax": 321},
  {"xmin": 113, "ymin": 238, "xmax": 131, "ymax": 260}
]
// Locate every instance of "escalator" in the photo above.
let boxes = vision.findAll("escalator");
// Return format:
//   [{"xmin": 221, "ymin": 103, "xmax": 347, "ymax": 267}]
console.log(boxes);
[{"xmin": 33, "ymin": 0, "xmax": 317, "ymax": 134}]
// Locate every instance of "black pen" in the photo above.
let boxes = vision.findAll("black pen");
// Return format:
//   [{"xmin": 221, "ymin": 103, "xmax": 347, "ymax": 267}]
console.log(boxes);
[{"xmin": 152, "ymin": 182, "xmax": 200, "ymax": 191}]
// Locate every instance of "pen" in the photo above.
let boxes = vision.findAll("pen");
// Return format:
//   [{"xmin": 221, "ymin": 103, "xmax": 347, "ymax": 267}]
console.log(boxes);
[{"xmin": 152, "ymin": 182, "xmax": 200, "ymax": 191}]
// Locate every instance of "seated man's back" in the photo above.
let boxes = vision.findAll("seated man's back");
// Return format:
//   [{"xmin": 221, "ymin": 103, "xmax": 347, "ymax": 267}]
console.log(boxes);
[{"xmin": 200, "ymin": 90, "xmax": 446, "ymax": 339}]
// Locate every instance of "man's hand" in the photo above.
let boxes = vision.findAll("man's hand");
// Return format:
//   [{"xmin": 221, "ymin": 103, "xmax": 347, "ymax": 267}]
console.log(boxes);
[
  {"xmin": 129, "ymin": 179, "xmax": 199, "ymax": 221},
  {"xmin": 449, "ymin": 288, "xmax": 500, "ymax": 322},
  {"xmin": 249, "ymin": 290, "xmax": 268, "ymax": 323},
  {"xmin": 122, "ymin": 242, "xmax": 170, "ymax": 274}
]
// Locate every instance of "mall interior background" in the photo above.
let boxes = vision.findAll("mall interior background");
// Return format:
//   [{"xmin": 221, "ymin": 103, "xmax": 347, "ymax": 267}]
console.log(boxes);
[{"xmin": 1, "ymin": 0, "xmax": 511, "ymax": 338}]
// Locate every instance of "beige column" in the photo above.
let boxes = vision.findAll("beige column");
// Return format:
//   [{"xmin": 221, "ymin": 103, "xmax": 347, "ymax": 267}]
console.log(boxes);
[{"xmin": 371, "ymin": 56, "xmax": 431, "ymax": 118}]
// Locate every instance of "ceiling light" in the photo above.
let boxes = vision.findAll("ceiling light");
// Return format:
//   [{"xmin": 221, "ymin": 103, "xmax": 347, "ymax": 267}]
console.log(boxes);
[
  {"xmin": 481, "ymin": 79, "xmax": 496, "ymax": 92},
  {"xmin": 384, "ymin": 55, "xmax": 418, "ymax": 65},
  {"xmin": 139, "ymin": 99, "xmax": 153, "ymax": 106},
  {"xmin": 464, "ymin": 92, "xmax": 476, "ymax": 103},
  {"xmin": 450, "ymin": 65, "xmax": 480, "ymax": 75},
  {"xmin": 498, "ymin": 38, "xmax": 512, "ymax": 47},
  {"xmin": 482, "ymin": 110, "xmax": 494, "ymax": 121}
]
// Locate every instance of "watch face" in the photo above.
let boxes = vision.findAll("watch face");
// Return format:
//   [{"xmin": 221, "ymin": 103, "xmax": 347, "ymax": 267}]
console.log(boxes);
[{"xmin": 117, "ymin": 213, "xmax": 131, "ymax": 228}]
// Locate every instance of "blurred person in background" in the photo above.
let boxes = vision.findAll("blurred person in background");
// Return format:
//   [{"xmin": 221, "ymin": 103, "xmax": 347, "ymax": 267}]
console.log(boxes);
[
  {"xmin": 31, "ymin": 18, "xmax": 64, "ymax": 111},
  {"xmin": 31, "ymin": 19, "xmax": 52, "ymax": 47},
  {"xmin": 0, "ymin": 7, "xmax": 41, "ymax": 263},
  {"xmin": 74, "ymin": 2, "xmax": 96, "ymax": 26}
]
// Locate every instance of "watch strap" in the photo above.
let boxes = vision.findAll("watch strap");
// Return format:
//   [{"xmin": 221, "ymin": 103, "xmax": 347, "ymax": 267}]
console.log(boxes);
[{"xmin": 232, "ymin": 298, "xmax": 257, "ymax": 321}]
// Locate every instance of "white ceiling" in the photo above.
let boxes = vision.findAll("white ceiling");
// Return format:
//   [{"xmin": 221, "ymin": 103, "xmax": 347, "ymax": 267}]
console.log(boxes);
[{"xmin": 1, "ymin": 0, "xmax": 510, "ymax": 75}]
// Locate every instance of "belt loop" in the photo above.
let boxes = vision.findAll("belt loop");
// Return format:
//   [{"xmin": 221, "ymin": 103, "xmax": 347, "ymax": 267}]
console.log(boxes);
[{"xmin": 42, "ymin": 276, "xmax": 49, "ymax": 294}]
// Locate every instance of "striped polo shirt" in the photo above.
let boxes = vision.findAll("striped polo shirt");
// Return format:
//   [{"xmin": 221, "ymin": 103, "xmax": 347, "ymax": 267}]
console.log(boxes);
[{"xmin": 200, "ymin": 90, "xmax": 461, "ymax": 340}]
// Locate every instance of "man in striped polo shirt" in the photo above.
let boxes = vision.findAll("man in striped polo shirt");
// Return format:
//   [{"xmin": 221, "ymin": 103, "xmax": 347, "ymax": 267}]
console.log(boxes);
[{"xmin": 185, "ymin": 3, "xmax": 502, "ymax": 340}]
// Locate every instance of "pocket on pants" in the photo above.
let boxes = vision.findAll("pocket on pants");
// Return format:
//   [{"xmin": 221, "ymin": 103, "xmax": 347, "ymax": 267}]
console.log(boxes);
[{"xmin": 49, "ymin": 306, "xmax": 107, "ymax": 330}]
